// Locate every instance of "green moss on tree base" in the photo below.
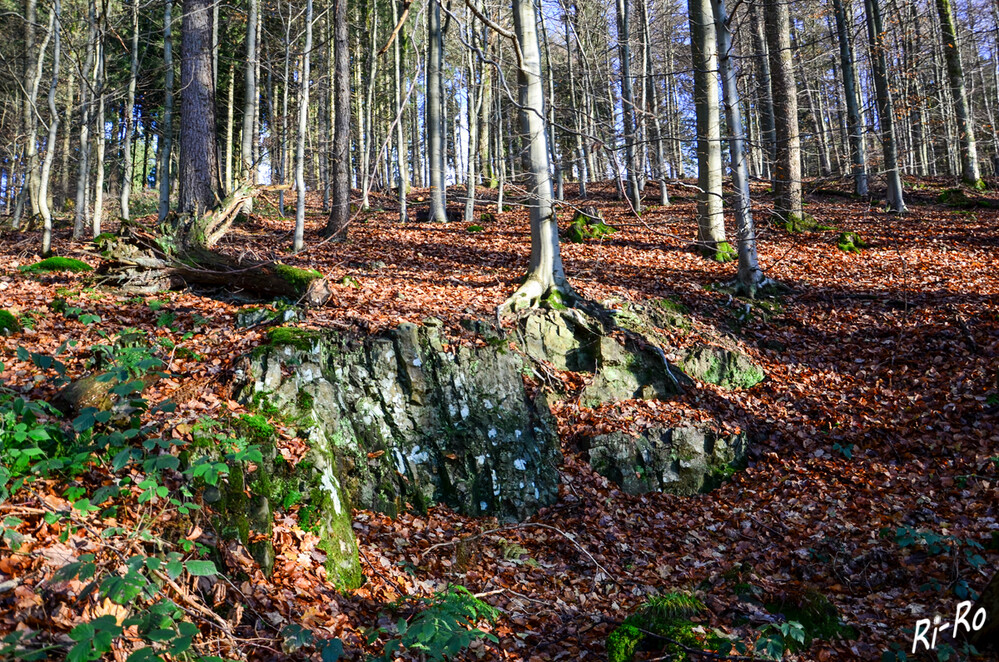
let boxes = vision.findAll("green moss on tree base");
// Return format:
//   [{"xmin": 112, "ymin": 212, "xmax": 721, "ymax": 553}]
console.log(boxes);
[
  {"xmin": 700, "ymin": 241, "xmax": 736, "ymax": 263},
  {"xmin": 0, "ymin": 310, "xmax": 20, "ymax": 335},
  {"xmin": 20, "ymin": 256, "xmax": 93, "ymax": 273},
  {"xmin": 273, "ymin": 263, "xmax": 322, "ymax": 291}
]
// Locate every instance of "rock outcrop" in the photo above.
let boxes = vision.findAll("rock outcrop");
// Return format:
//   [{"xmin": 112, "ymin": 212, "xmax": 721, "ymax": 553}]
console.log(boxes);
[
  {"xmin": 237, "ymin": 320, "xmax": 561, "ymax": 521},
  {"xmin": 583, "ymin": 425, "xmax": 747, "ymax": 495}
]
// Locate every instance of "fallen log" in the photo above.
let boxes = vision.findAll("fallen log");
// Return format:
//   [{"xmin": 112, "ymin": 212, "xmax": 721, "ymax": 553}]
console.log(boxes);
[{"xmin": 94, "ymin": 184, "xmax": 331, "ymax": 305}]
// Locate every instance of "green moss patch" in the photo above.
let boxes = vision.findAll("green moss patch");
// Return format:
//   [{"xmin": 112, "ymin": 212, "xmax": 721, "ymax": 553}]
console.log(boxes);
[
  {"xmin": 20, "ymin": 256, "xmax": 92, "ymax": 273},
  {"xmin": 479, "ymin": 212, "xmax": 497, "ymax": 223},
  {"xmin": 607, "ymin": 592, "xmax": 729, "ymax": 662},
  {"xmin": 776, "ymin": 213, "xmax": 833, "ymax": 233},
  {"xmin": 273, "ymin": 263, "xmax": 322, "ymax": 291},
  {"xmin": 265, "ymin": 326, "xmax": 323, "ymax": 351},
  {"xmin": 467, "ymin": 224, "xmax": 484, "ymax": 233},
  {"xmin": 0, "ymin": 310, "xmax": 20, "ymax": 335},
  {"xmin": 567, "ymin": 208, "xmax": 617, "ymax": 243},
  {"xmin": 699, "ymin": 241, "xmax": 736, "ymax": 263},
  {"xmin": 837, "ymin": 231, "xmax": 867, "ymax": 254}
]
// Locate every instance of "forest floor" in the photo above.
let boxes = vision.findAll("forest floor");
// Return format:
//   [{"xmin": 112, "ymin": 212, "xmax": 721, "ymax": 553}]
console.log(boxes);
[{"xmin": 0, "ymin": 177, "xmax": 997, "ymax": 661}]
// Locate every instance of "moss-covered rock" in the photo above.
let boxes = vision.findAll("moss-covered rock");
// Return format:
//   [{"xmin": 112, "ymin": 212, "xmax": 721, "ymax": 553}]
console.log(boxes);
[
  {"xmin": 273, "ymin": 264, "xmax": 322, "ymax": 290},
  {"xmin": 680, "ymin": 345, "xmax": 764, "ymax": 389},
  {"xmin": 467, "ymin": 224, "xmax": 484, "ymax": 233},
  {"xmin": 584, "ymin": 424, "xmax": 747, "ymax": 495},
  {"xmin": 238, "ymin": 319, "xmax": 561, "ymax": 521},
  {"xmin": 837, "ymin": 231, "xmax": 866, "ymax": 254},
  {"xmin": 0, "ymin": 310, "xmax": 20, "ymax": 335},
  {"xmin": 20, "ymin": 256, "xmax": 92, "ymax": 273},
  {"xmin": 265, "ymin": 326, "xmax": 322, "ymax": 351}
]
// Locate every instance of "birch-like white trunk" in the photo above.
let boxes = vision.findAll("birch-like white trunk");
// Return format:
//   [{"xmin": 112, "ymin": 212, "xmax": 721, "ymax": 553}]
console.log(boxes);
[{"xmin": 293, "ymin": 0, "xmax": 313, "ymax": 252}]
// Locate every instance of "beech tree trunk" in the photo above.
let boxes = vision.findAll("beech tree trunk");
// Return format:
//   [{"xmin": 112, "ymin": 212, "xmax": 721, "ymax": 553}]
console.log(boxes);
[
  {"xmin": 426, "ymin": 0, "xmax": 447, "ymax": 222},
  {"xmin": 240, "ymin": 0, "xmax": 259, "ymax": 212},
  {"xmin": 712, "ymin": 0, "xmax": 765, "ymax": 294},
  {"xmin": 864, "ymin": 0, "xmax": 906, "ymax": 211},
  {"xmin": 935, "ymin": 0, "xmax": 981, "ymax": 185},
  {"xmin": 293, "ymin": 0, "xmax": 313, "ymax": 251},
  {"xmin": 833, "ymin": 0, "xmax": 869, "ymax": 196},
  {"xmin": 120, "ymin": 0, "xmax": 139, "ymax": 219},
  {"xmin": 39, "ymin": 0, "xmax": 61, "ymax": 254},
  {"xmin": 158, "ymin": 0, "xmax": 175, "ymax": 221},
  {"xmin": 764, "ymin": 0, "xmax": 802, "ymax": 225},
  {"xmin": 502, "ymin": 0, "xmax": 571, "ymax": 312},
  {"xmin": 325, "ymin": 0, "xmax": 351, "ymax": 236},
  {"xmin": 689, "ymin": 0, "xmax": 728, "ymax": 258},
  {"xmin": 616, "ymin": 0, "xmax": 641, "ymax": 211}
]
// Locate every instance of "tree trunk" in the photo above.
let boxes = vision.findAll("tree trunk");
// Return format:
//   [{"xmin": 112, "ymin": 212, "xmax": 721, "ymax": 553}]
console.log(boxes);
[
  {"xmin": 393, "ymin": 0, "xmax": 409, "ymax": 222},
  {"xmin": 39, "ymin": 0, "xmax": 61, "ymax": 255},
  {"xmin": 158, "ymin": 0, "xmax": 175, "ymax": 221},
  {"xmin": 426, "ymin": 0, "xmax": 447, "ymax": 222},
  {"xmin": 864, "ymin": 0, "xmax": 906, "ymax": 211},
  {"xmin": 240, "ymin": 0, "xmax": 259, "ymax": 212},
  {"xmin": 178, "ymin": 0, "xmax": 221, "ymax": 218},
  {"xmin": 689, "ymin": 0, "xmax": 728, "ymax": 259},
  {"xmin": 712, "ymin": 0, "xmax": 765, "ymax": 294},
  {"xmin": 935, "ymin": 0, "xmax": 981, "ymax": 185},
  {"xmin": 120, "ymin": 0, "xmax": 139, "ymax": 219},
  {"xmin": 833, "ymin": 0, "xmax": 869, "ymax": 196},
  {"xmin": 502, "ymin": 0, "xmax": 571, "ymax": 312},
  {"xmin": 764, "ymin": 0, "xmax": 803, "ymax": 226},
  {"xmin": 293, "ymin": 0, "xmax": 313, "ymax": 251},
  {"xmin": 73, "ymin": 0, "xmax": 97, "ymax": 240},
  {"xmin": 749, "ymin": 0, "xmax": 776, "ymax": 177},
  {"xmin": 325, "ymin": 0, "xmax": 351, "ymax": 236},
  {"xmin": 616, "ymin": 0, "xmax": 641, "ymax": 211},
  {"xmin": 93, "ymin": 22, "xmax": 106, "ymax": 238}
]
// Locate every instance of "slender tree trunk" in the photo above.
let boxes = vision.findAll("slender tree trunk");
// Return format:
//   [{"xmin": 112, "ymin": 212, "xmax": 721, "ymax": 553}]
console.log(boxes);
[
  {"xmin": 240, "ymin": 0, "xmax": 259, "ymax": 212},
  {"xmin": 293, "ymin": 0, "xmax": 313, "ymax": 251},
  {"xmin": 426, "ymin": 0, "xmax": 447, "ymax": 221},
  {"xmin": 567, "ymin": 7, "xmax": 588, "ymax": 198},
  {"xmin": 393, "ymin": 0, "xmax": 409, "ymax": 221},
  {"xmin": 764, "ymin": 0, "xmax": 803, "ymax": 225},
  {"xmin": 325, "ymin": 0, "xmax": 351, "ymax": 236},
  {"xmin": 864, "ymin": 0, "xmax": 906, "ymax": 211},
  {"xmin": 712, "ymin": 0, "xmax": 765, "ymax": 293},
  {"xmin": 503, "ymin": 0, "xmax": 570, "ymax": 311},
  {"xmin": 73, "ymin": 0, "xmax": 97, "ymax": 239},
  {"xmin": 93, "ymin": 21, "xmax": 106, "ymax": 238},
  {"xmin": 935, "ymin": 0, "xmax": 981, "ymax": 184},
  {"xmin": 689, "ymin": 0, "xmax": 728, "ymax": 258},
  {"xmin": 40, "ymin": 0, "xmax": 61, "ymax": 255},
  {"xmin": 158, "ymin": 0, "xmax": 175, "ymax": 221},
  {"xmin": 616, "ymin": 0, "xmax": 641, "ymax": 211},
  {"xmin": 833, "ymin": 0, "xmax": 869, "ymax": 196},
  {"xmin": 178, "ymin": 0, "xmax": 221, "ymax": 218},
  {"xmin": 120, "ymin": 0, "xmax": 139, "ymax": 219},
  {"xmin": 58, "ymin": 69, "xmax": 73, "ymax": 210},
  {"xmin": 749, "ymin": 0, "xmax": 776, "ymax": 177},
  {"xmin": 642, "ymin": 0, "xmax": 668, "ymax": 205},
  {"xmin": 464, "ymin": 2, "xmax": 481, "ymax": 223},
  {"xmin": 20, "ymin": 0, "xmax": 39, "ymax": 223}
]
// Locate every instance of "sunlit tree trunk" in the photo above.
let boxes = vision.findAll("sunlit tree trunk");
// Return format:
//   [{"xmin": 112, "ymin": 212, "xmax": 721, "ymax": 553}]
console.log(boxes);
[
  {"xmin": 120, "ymin": 0, "xmax": 139, "ymax": 219},
  {"xmin": 833, "ymin": 0, "xmax": 869, "ymax": 196},
  {"xmin": 427, "ymin": 0, "xmax": 447, "ymax": 221},
  {"xmin": 935, "ymin": 0, "xmax": 981, "ymax": 185},
  {"xmin": 689, "ymin": 0, "xmax": 728, "ymax": 258},
  {"xmin": 293, "ymin": 0, "xmax": 313, "ymax": 251},
  {"xmin": 616, "ymin": 0, "xmax": 641, "ymax": 211},
  {"xmin": 502, "ymin": 0, "xmax": 571, "ymax": 311},
  {"xmin": 73, "ymin": 0, "xmax": 97, "ymax": 239},
  {"xmin": 325, "ymin": 0, "xmax": 351, "ymax": 236},
  {"xmin": 713, "ymin": 0, "xmax": 765, "ymax": 293},
  {"xmin": 749, "ymin": 0, "xmax": 775, "ymax": 178},
  {"xmin": 864, "ymin": 0, "xmax": 906, "ymax": 211},
  {"xmin": 240, "ymin": 0, "xmax": 258, "ymax": 212},
  {"xmin": 178, "ymin": 0, "xmax": 221, "ymax": 218},
  {"xmin": 158, "ymin": 0, "xmax": 175, "ymax": 221},
  {"xmin": 764, "ymin": 0, "xmax": 802, "ymax": 225},
  {"xmin": 39, "ymin": 0, "xmax": 61, "ymax": 254}
]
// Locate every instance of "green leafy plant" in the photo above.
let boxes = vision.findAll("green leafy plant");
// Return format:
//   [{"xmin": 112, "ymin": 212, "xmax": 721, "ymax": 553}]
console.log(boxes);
[
  {"xmin": 755, "ymin": 621, "xmax": 806, "ymax": 660},
  {"xmin": 369, "ymin": 585, "xmax": 498, "ymax": 661}
]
